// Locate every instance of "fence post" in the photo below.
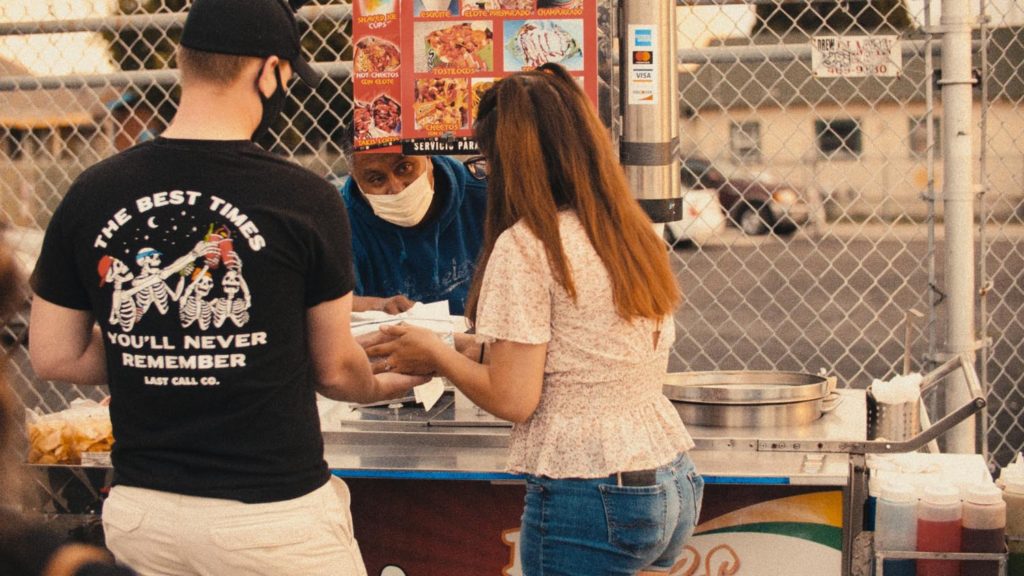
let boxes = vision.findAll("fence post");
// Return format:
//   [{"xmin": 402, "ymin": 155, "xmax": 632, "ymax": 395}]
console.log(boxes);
[{"xmin": 940, "ymin": 0, "xmax": 977, "ymax": 453}]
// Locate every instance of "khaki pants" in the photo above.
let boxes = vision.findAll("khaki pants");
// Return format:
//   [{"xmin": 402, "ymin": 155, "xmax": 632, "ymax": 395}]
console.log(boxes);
[{"xmin": 102, "ymin": 477, "xmax": 368, "ymax": 576}]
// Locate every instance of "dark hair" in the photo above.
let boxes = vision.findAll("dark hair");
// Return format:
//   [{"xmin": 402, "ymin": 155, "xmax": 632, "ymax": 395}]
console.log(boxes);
[
  {"xmin": 177, "ymin": 46, "xmax": 254, "ymax": 87},
  {"xmin": 466, "ymin": 63, "xmax": 680, "ymax": 322}
]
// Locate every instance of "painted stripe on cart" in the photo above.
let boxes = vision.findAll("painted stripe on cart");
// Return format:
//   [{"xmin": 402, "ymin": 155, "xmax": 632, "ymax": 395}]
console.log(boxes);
[
  {"xmin": 701, "ymin": 476, "xmax": 790, "ymax": 485},
  {"xmin": 332, "ymin": 470, "xmax": 525, "ymax": 481},
  {"xmin": 333, "ymin": 471, "xmax": 793, "ymax": 484}
]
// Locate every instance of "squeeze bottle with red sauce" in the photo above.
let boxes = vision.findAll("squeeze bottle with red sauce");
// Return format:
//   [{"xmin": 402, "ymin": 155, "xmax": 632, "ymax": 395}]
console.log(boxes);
[
  {"xmin": 917, "ymin": 483, "xmax": 962, "ymax": 576},
  {"xmin": 960, "ymin": 482, "xmax": 1006, "ymax": 576}
]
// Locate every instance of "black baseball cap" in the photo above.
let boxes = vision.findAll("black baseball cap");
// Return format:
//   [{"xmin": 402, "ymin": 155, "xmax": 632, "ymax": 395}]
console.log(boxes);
[{"xmin": 180, "ymin": 0, "xmax": 324, "ymax": 87}]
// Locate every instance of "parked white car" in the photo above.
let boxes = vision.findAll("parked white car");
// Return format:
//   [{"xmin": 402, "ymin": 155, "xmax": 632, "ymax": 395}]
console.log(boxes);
[{"xmin": 664, "ymin": 189, "xmax": 726, "ymax": 247}]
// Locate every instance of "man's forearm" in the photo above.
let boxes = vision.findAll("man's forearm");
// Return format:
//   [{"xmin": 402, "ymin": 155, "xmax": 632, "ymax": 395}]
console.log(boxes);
[
  {"xmin": 316, "ymin": 348, "xmax": 425, "ymax": 404},
  {"xmin": 30, "ymin": 299, "xmax": 109, "ymax": 386},
  {"xmin": 33, "ymin": 326, "xmax": 108, "ymax": 386}
]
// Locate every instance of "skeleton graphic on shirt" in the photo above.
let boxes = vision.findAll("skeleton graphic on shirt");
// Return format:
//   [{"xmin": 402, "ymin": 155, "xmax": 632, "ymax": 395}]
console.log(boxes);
[
  {"xmin": 99, "ymin": 234, "xmax": 249, "ymax": 332},
  {"xmin": 179, "ymin": 266, "xmax": 216, "ymax": 330},
  {"xmin": 98, "ymin": 256, "xmax": 138, "ymax": 332},
  {"xmin": 212, "ymin": 257, "xmax": 251, "ymax": 328},
  {"xmin": 99, "ymin": 241, "xmax": 219, "ymax": 331},
  {"xmin": 130, "ymin": 247, "xmax": 187, "ymax": 317}
]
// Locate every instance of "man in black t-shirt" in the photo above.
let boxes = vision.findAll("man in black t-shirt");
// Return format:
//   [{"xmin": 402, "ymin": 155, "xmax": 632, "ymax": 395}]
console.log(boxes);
[{"xmin": 29, "ymin": 1, "xmax": 422, "ymax": 574}]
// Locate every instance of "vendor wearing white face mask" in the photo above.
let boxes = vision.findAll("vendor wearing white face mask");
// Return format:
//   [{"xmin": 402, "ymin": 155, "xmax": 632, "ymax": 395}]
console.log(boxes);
[{"xmin": 340, "ymin": 151, "xmax": 488, "ymax": 315}]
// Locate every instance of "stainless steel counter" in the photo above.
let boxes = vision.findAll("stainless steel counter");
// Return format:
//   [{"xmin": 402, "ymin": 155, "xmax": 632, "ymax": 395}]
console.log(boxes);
[{"xmin": 319, "ymin": 389, "xmax": 866, "ymax": 485}]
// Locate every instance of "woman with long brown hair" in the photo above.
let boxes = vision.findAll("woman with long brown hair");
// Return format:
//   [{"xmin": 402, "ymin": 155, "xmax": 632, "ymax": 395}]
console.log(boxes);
[{"xmin": 366, "ymin": 63, "xmax": 702, "ymax": 575}]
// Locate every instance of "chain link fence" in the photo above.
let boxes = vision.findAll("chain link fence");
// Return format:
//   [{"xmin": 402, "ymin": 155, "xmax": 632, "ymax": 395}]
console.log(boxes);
[
  {"xmin": 1, "ymin": 0, "xmax": 1022, "ymax": 472},
  {"xmin": 669, "ymin": 0, "xmax": 1024, "ymax": 470}
]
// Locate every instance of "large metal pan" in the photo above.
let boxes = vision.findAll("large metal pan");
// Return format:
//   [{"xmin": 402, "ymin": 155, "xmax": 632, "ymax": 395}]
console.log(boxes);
[{"xmin": 663, "ymin": 371, "xmax": 841, "ymax": 428}]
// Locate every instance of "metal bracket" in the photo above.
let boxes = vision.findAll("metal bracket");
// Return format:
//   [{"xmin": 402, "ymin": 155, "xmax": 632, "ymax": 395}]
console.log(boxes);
[{"xmin": 757, "ymin": 353, "xmax": 986, "ymax": 455}]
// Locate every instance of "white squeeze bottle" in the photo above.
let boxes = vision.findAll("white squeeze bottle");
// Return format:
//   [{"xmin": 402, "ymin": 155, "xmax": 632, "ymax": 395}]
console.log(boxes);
[
  {"xmin": 875, "ymin": 480, "xmax": 917, "ymax": 576},
  {"xmin": 1000, "ymin": 453, "xmax": 1024, "ymax": 490},
  {"xmin": 1005, "ymin": 476, "xmax": 1024, "ymax": 576}
]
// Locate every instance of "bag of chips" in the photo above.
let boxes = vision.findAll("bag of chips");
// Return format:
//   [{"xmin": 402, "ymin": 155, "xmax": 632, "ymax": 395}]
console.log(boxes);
[{"xmin": 26, "ymin": 399, "xmax": 113, "ymax": 465}]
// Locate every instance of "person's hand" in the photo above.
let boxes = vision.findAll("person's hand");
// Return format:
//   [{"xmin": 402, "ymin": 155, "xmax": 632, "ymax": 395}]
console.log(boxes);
[
  {"xmin": 355, "ymin": 328, "xmax": 393, "ymax": 351},
  {"xmin": 374, "ymin": 371, "xmax": 431, "ymax": 398},
  {"xmin": 379, "ymin": 295, "xmax": 416, "ymax": 314},
  {"xmin": 352, "ymin": 295, "xmax": 417, "ymax": 314},
  {"xmin": 365, "ymin": 324, "xmax": 447, "ymax": 376}
]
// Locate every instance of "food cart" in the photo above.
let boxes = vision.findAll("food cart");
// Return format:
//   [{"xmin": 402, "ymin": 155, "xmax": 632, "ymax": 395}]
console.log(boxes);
[{"xmin": 313, "ymin": 353, "xmax": 986, "ymax": 576}]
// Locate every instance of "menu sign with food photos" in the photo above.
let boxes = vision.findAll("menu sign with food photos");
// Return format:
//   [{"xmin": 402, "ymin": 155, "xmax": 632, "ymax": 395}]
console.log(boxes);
[{"xmin": 352, "ymin": 0, "xmax": 597, "ymax": 154}]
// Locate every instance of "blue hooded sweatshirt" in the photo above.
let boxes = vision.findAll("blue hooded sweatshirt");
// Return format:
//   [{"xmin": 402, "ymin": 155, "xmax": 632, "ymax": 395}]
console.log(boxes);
[{"xmin": 340, "ymin": 155, "xmax": 488, "ymax": 315}]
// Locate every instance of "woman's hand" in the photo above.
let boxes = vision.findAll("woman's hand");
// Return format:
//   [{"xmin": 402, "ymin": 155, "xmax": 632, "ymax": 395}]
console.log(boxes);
[{"xmin": 364, "ymin": 324, "xmax": 449, "ymax": 376}]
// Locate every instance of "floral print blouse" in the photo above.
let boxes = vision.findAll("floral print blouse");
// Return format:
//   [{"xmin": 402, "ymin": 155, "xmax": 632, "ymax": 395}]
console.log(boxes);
[{"xmin": 475, "ymin": 211, "xmax": 694, "ymax": 478}]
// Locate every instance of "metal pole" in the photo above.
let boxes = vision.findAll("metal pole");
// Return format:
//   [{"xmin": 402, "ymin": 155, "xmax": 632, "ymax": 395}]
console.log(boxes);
[
  {"xmin": 0, "ymin": 5, "xmax": 351, "ymax": 36},
  {"xmin": 675, "ymin": 40, "xmax": 962, "ymax": 66},
  {"xmin": 620, "ymin": 0, "xmax": 681, "ymax": 223},
  {"xmin": 940, "ymin": 0, "xmax": 976, "ymax": 453}
]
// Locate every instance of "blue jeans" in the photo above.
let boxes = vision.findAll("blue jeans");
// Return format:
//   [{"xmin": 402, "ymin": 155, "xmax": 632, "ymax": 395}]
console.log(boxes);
[{"xmin": 520, "ymin": 452, "xmax": 703, "ymax": 576}]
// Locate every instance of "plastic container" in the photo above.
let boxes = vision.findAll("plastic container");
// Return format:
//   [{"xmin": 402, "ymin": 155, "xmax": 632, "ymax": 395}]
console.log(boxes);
[
  {"xmin": 917, "ymin": 483, "xmax": 962, "ymax": 576},
  {"xmin": 1005, "ymin": 476, "xmax": 1024, "ymax": 576},
  {"xmin": 961, "ymin": 482, "xmax": 1006, "ymax": 576},
  {"xmin": 876, "ymin": 480, "xmax": 918, "ymax": 576}
]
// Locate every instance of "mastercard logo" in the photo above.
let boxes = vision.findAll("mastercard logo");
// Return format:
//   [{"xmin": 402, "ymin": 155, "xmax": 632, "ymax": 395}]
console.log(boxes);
[{"xmin": 633, "ymin": 51, "xmax": 653, "ymax": 64}]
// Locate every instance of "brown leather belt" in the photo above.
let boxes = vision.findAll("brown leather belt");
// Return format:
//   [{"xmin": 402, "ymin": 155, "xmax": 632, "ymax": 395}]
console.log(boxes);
[{"xmin": 615, "ymin": 469, "xmax": 657, "ymax": 487}]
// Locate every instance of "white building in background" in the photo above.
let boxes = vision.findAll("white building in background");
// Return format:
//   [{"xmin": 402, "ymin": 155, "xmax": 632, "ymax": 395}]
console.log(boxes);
[{"xmin": 678, "ymin": 26, "xmax": 1024, "ymax": 223}]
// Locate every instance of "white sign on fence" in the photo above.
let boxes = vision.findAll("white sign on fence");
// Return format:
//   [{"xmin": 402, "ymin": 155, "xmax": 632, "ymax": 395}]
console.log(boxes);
[{"xmin": 811, "ymin": 35, "xmax": 902, "ymax": 78}]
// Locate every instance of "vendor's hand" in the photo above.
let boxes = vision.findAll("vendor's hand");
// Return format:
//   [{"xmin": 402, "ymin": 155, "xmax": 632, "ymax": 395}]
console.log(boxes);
[
  {"xmin": 352, "ymin": 294, "xmax": 417, "ymax": 314},
  {"xmin": 380, "ymin": 294, "xmax": 416, "ymax": 314},
  {"xmin": 365, "ymin": 324, "xmax": 447, "ymax": 376}
]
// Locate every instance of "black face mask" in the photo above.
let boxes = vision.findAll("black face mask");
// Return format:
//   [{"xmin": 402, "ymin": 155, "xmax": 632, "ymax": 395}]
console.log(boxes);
[{"xmin": 253, "ymin": 62, "xmax": 286, "ymax": 142}]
